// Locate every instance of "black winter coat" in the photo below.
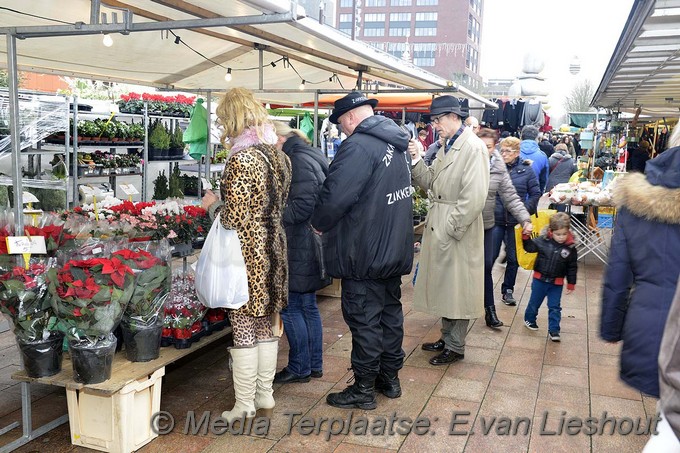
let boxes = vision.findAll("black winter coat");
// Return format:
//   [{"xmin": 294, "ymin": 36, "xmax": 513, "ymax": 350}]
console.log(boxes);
[
  {"xmin": 311, "ymin": 115, "xmax": 414, "ymax": 280},
  {"xmin": 282, "ymin": 136, "xmax": 330, "ymax": 293},
  {"xmin": 494, "ymin": 158, "xmax": 541, "ymax": 227},
  {"xmin": 523, "ymin": 232, "xmax": 577, "ymax": 287},
  {"xmin": 600, "ymin": 152, "xmax": 680, "ymax": 397}
]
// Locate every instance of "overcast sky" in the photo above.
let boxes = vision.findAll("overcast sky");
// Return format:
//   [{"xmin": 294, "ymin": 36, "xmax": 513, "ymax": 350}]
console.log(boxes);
[{"xmin": 479, "ymin": 0, "xmax": 635, "ymax": 121}]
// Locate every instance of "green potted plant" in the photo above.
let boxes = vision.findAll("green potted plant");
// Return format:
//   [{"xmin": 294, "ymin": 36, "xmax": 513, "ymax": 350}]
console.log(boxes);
[
  {"xmin": 169, "ymin": 123, "xmax": 185, "ymax": 159},
  {"xmin": 168, "ymin": 163, "xmax": 185, "ymax": 199},
  {"xmin": 149, "ymin": 121, "xmax": 170, "ymax": 160},
  {"xmin": 152, "ymin": 170, "xmax": 169, "ymax": 200},
  {"xmin": 128, "ymin": 123, "xmax": 144, "ymax": 143}
]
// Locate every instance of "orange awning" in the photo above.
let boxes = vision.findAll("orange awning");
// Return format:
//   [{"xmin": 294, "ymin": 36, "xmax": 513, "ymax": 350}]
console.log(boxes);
[{"xmin": 301, "ymin": 93, "xmax": 435, "ymax": 111}]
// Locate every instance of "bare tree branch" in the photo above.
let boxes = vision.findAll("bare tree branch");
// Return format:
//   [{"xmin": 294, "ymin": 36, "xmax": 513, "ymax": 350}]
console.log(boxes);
[{"xmin": 563, "ymin": 79, "xmax": 596, "ymax": 112}]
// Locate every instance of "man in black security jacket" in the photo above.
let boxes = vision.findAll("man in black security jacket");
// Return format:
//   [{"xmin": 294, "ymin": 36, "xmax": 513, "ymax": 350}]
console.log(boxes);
[{"xmin": 311, "ymin": 91, "xmax": 414, "ymax": 410}]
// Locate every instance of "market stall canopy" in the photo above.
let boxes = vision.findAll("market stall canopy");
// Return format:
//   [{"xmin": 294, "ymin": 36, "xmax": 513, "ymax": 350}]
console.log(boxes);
[
  {"xmin": 302, "ymin": 92, "xmax": 435, "ymax": 111},
  {"xmin": 592, "ymin": 0, "xmax": 680, "ymax": 117},
  {"xmin": 0, "ymin": 0, "xmax": 496, "ymax": 108}
]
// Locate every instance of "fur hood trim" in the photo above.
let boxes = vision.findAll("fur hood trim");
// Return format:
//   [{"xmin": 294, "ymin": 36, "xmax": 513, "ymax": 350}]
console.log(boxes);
[{"xmin": 614, "ymin": 172, "xmax": 680, "ymax": 224}]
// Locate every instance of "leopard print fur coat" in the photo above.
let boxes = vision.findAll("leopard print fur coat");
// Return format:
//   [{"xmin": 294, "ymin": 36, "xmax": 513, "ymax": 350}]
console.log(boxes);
[{"xmin": 217, "ymin": 143, "xmax": 292, "ymax": 317}]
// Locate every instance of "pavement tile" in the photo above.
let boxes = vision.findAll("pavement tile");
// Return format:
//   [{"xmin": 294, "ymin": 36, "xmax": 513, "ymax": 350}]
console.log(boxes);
[
  {"xmin": 590, "ymin": 395, "xmax": 653, "ymax": 453},
  {"xmin": 495, "ymin": 347, "xmax": 544, "ymax": 379},
  {"xmin": 540, "ymin": 365, "xmax": 589, "ymax": 389},
  {"xmin": 589, "ymin": 353, "xmax": 642, "ymax": 401},
  {"xmin": 504, "ymin": 333, "xmax": 546, "ymax": 352}
]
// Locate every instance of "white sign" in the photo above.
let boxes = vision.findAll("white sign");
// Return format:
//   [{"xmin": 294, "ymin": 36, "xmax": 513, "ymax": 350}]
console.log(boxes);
[
  {"xmin": 200, "ymin": 178, "xmax": 213, "ymax": 190},
  {"xmin": 119, "ymin": 183, "xmax": 140, "ymax": 195},
  {"xmin": 6, "ymin": 236, "xmax": 47, "ymax": 254}
]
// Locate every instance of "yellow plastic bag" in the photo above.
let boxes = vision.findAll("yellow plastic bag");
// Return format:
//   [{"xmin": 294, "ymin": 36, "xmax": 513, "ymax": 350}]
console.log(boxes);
[{"xmin": 514, "ymin": 209, "xmax": 557, "ymax": 270}]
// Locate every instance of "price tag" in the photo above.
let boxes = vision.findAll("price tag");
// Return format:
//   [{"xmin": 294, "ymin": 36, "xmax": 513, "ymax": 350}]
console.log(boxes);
[
  {"xmin": 200, "ymin": 178, "xmax": 213, "ymax": 190},
  {"xmin": 119, "ymin": 184, "xmax": 140, "ymax": 195},
  {"xmin": 6, "ymin": 236, "xmax": 47, "ymax": 254}
]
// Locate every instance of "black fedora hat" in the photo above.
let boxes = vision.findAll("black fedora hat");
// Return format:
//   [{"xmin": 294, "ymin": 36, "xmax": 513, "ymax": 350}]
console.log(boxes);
[
  {"xmin": 329, "ymin": 91, "xmax": 378, "ymax": 124},
  {"xmin": 429, "ymin": 95, "xmax": 468, "ymax": 119}
]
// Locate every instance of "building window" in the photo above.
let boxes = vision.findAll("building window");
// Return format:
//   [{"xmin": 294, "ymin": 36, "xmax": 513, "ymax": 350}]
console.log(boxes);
[
  {"xmin": 365, "ymin": 0, "xmax": 386, "ymax": 6},
  {"xmin": 390, "ymin": 12, "xmax": 411, "ymax": 21},
  {"xmin": 415, "ymin": 12, "xmax": 437, "ymax": 21},
  {"xmin": 364, "ymin": 28, "xmax": 385, "ymax": 36},
  {"xmin": 413, "ymin": 58, "xmax": 435, "ymax": 67},
  {"xmin": 339, "ymin": 13, "xmax": 353, "ymax": 36},
  {"xmin": 389, "ymin": 28, "xmax": 410, "ymax": 36},
  {"xmin": 339, "ymin": 0, "xmax": 353, "ymax": 7},
  {"xmin": 467, "ymin": 14, "xmax": 480, "ymax": 44},
  {"xmin": 391, "ymin": 0, "xmax": 412, "ymax": 4},
  {"xmin": 389, "ymin": 12, "xmax": 411, "ymax": 36},
  {"xmin": 466, "ymin": 46, "xmax": 479, "ymax": 73},
  {"xmin": 415, "ymin": 12, "xmax": 437, "ymax": 36},
  {"xmin": 386, "ymin": 42, "xmax": 407, "ymax": 58},
  {"xmin": 415, "ymin": 27, "xmax": 436, "ymax": 36},
  {"xmin": 416, "ymin": 0, "xmax": 438, "ymax": 4},
  {"xmin": 364, "ymin": 12, "xmax": 386, "ymax": 35},
  {"xmin": 470, "ymin": 0, "xmax": 482, "ymax": 16}
]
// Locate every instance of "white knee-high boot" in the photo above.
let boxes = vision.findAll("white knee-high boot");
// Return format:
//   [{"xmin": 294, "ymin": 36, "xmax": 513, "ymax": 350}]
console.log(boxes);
[
  {"xmin": 254, "ymin": 338, "xmax": 279, "ymax": 418},
  {"xmin": 221, "ymin": 345, "xmax": 258, "ymax": 422}
]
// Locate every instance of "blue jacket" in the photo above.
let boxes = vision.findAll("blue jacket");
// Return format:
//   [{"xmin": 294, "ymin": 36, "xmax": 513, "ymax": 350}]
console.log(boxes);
[
  {"xmin": 494, "ymin": 157, "xmax": 541, "ymax": 227},
  {"xmin": 600, "ymin": 149, "xmax": 680, "ymax": 397},
  {"xmin": 520, "ymin": 140, "xmax": 549, "ymax": 192}
]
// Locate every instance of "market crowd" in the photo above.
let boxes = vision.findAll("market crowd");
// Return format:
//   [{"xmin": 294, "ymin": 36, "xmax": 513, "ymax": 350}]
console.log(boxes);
[{"xmin": 202, "ymin": 88, "xmax": 680, "ymax": 450}]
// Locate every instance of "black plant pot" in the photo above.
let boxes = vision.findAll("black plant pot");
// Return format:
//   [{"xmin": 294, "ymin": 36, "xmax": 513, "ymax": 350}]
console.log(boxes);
[
  {"xmin": 69, "ymin": 337, "xmax": 117, "ymax": 384},
  {"xmin": 18, "ymin": 333, "xmax": 64, "ymax": 378},
  {"xmin": 121, "ymin": 320, "xmax": 162, "ymax": 362}
]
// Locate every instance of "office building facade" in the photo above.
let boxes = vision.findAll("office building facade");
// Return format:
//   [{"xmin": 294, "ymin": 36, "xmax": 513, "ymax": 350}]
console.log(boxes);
[{"xmin": 335, "ymin": 0, "xmax": 483, "ymax": 90}]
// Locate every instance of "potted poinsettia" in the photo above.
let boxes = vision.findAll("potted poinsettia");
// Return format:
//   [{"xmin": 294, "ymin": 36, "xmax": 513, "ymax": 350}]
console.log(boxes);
[
  {"xmin": 47, "ymin": 254, "xmax": 136, "ymax": 384},
  {"xmin": 0, "ymin": 258, "xmax": 64, "ymax": 378},
  {"xmin": 112, "ymin": 243, "xmax": 171, "ymax": 362}
]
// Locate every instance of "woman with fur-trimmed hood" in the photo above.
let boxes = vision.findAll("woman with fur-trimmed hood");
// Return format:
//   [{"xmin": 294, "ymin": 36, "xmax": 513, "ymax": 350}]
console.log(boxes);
[{"xmin": 600, "ymin": 143, "xmax": 680, "ymax": 398}]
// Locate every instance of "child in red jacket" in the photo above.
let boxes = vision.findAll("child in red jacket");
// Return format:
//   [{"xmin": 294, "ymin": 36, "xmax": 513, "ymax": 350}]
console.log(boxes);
[{"xmin": 522, "ymin": 212, "xmax": 578, "ymax": 341}]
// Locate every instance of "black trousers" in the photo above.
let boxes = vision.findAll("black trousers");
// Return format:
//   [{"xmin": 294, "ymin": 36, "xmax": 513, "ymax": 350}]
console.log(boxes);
[{"xmin": 340, "ymin": 277, "xmax": 405, "ymax": 379}]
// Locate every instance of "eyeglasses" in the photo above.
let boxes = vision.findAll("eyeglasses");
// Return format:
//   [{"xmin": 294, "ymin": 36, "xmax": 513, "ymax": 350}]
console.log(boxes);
[
  {"xmin": 430, "ymin": 113, "xmax": 450, "ymax": 125},
  {"xmin": 500, "ymin": 148, "xmax": 518, "ymax": 154}
]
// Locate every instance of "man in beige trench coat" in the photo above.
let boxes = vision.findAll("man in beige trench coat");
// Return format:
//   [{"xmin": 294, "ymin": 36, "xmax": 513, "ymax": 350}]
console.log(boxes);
[{"xmin": 409, "ymin": 96, "xmax": 490, "ymax": 365}]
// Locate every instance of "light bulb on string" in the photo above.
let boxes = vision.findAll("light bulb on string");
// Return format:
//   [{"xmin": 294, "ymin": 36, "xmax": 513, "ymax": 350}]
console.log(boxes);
[
  {"xmin": 224, "ymin": 68, "xmax": 232, "ymax": 82},
  {"xmin": 299, "ymin": 80, "xmax": 306, "ymax": 91},
  {"xmin": 102, "ymin": 34, "xmax": 113, "ymax": 47}
]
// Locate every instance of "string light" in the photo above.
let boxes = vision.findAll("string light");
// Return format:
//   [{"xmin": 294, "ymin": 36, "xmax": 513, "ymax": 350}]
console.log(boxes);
[
  {"xmin": 102, "ymin": 34, "xmax": 113, "ymax": 47},
  {"xmin": 299, "ymin": 80, "xmax": 306, "ymax": 91},
  {"xmin": 224, "ymin": 68, "xmax": 232, "ymax": 82}
]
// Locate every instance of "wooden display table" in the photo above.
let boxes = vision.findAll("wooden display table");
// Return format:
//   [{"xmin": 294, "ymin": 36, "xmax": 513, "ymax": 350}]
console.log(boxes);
[{"xmin": 9, "ymin": 327, "xmax": 231, "ymax": 453}]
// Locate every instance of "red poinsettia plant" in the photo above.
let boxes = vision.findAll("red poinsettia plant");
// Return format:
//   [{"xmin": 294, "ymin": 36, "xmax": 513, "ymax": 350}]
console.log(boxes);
[
  {"xmin": 112, "ymin": 245, "xmax": 171, "ymax": 326},
  {"xmin": 162, "ymin": 272, "xmax": 206, "ymax": 340},
  {"xmin": 0, "ymin": 259, "xmax": 57, "ymax": 342},
  {"xmin": 47, "ymin": 254, "xmax": 136, "ymax": 342}
]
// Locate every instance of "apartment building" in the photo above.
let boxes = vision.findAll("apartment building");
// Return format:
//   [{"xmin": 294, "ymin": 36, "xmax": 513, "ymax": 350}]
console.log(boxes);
[{"xmin": 334, "ymin": 0, "xmax": 483, "ymax": 90}]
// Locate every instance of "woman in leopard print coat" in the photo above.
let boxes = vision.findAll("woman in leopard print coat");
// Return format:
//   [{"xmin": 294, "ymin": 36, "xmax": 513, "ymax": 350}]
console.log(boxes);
[{"xmin": 202, "ymin": 87, "xmax": 291, "ymax": 422}]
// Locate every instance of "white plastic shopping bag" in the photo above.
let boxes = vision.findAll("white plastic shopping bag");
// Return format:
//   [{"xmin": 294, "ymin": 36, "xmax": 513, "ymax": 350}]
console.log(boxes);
[{"xmin": 195, "ymin": 218, "xmax": 249, "ymax": 309}]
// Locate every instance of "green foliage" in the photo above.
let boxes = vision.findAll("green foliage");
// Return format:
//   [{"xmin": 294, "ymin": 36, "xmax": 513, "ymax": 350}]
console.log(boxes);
[
  {"xmin": 412, "ymin": 188, "xmax": 429, "ymax": 217},
  {"xmin": 149, "ymin": 121, "xmax": 170, "ymax": 150},
  {"xmin": 128, "ymin": 123, "xmax": 144, "ymax": 141},
  {"xmin": 170, "ymin": 123, "xmax": 184, "ymax": 150},
  {"xmin": 168, "ymin": 163, "xmax": 185, "ymax": 199},
  {"xmin": 152, "ymin": 170, "xmax": 169, "ymax": 200}
]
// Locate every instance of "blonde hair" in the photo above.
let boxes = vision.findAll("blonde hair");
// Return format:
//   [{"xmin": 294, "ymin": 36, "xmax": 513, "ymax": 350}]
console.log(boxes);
[
  {"xmin": 500, "ymin": 136, "xmax": 521, "ymax": 152},
  {"xmin": 216, "ymin": 87, "xmax": 271, "ymax": 147},
  {"xmin": 273, "ymin": 121, "xmax": 311, "ymax": 144}
]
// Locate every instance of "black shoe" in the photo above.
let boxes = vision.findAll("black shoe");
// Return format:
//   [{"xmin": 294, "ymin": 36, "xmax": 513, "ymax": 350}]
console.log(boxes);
[
  {"xmin": 326, "ymin": 376, "xmax": 377, "ymax": 410},
  {"xmin": 429, "ymin": 349, "xmax": 464, "ymax": 366},
  {"xmin": 421, "ymin": 339, "xmax": 445, "ymax": 352},
  {"xmin": 485, "ymin": 306, "xmax": 504, "ymax": 328},
  {"xmin": 273, "ymin": 368, "xmax": 311, "ymax": 384},
  {"xmin": 311, "ymin": 370, "xmax": 323, "ymax": 378},
  {"xmin": 375, "ymin": 371, "xmax": 401, "ymax": 399},
  {"xmin": 549, "ymin": 331, "xmax": 561, "ymax": 342},
  {"xmin": 502, "ymin": 289, "xmax": 517, "ymax": 306},
  {"xmin": 524, "ymin": 320, "xmax": 539, "ymax": 331}
]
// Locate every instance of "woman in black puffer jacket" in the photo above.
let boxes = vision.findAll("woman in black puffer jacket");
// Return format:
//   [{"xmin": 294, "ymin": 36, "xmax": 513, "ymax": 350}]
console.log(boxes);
[{"xmin": 273, "ymin": 122, "xmax": 331, "ymax": 384}]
